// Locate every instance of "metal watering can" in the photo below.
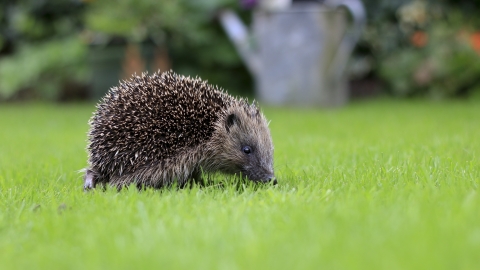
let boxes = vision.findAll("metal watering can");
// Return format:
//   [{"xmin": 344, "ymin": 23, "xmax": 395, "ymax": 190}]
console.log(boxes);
[{"xmin": 219, "ymin": 0, "xmax": 366, "ymax": 106}]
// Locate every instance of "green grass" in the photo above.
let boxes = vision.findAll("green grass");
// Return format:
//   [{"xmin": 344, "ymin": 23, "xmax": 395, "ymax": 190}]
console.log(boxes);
[{"xmin": 1, "ymin": 100, "xmax": 479, "ymax": 269}]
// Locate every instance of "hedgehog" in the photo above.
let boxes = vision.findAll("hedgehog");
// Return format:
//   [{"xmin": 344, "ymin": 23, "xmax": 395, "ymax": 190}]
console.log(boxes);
[{"xmin": 83, "ymin": 70, "xmax": 275, "ymax": 190}]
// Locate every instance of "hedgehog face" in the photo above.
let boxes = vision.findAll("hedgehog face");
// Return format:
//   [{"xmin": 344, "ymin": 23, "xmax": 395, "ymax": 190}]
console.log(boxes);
[{"xmin": 212, "ymin": 103, "xmax": 275, "ymax": 183}]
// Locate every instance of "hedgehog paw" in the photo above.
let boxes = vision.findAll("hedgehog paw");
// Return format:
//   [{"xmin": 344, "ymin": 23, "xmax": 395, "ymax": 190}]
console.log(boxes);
[{"xmin": 83, "ymin": 169, "xmax": 95, "ymax": 191}]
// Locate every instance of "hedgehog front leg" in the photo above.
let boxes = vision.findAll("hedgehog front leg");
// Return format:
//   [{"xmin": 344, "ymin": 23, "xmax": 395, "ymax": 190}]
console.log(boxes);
[
  {"xmin": 191, "ymin": 168, "xmax": 211, "ymax": 187},
  {"xmin": 191, "ymin": 168, "xmax": 220, "ymax": 188},
  {"xmin": 191, "ymin": 168, "xmax": 203, "ymax": 186}
]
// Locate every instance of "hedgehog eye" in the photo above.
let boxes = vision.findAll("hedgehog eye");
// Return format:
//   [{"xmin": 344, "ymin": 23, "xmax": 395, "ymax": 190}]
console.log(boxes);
[{"xmin": 242, "ymin": 146, "xmax": 252, "ymax": 155}]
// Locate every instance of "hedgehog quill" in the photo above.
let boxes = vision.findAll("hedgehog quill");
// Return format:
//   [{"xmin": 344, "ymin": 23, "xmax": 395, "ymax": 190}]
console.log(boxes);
[{"xmin": 84, "ymin": 71, "xmax": 275, "ymax": 190}]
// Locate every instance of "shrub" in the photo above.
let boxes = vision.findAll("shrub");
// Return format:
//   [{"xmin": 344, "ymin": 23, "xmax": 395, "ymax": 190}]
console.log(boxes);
[
  {"xmin": 363, "ymin": 1, "xmax": 480, "ymax": 98},
  {"xmin": 0, "ymin": 38, "xmax": 87, "ymax": 100}
]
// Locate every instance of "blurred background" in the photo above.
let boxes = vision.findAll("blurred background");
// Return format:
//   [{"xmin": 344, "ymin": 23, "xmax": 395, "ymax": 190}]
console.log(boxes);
[{"xmin": 1, "ymin": 0, "xmax": 480, "ymax": 104}]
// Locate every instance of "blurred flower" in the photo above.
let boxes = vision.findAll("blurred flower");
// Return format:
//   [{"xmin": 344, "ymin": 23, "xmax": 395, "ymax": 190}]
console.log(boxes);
[
  {"xmin": 470, "ymin": 32, "xmax": 480, "ymax": 53},
  {"xmin": 398, "ymin": 1, "xmax": 428, "ymax": 27},
  {"xmin": 410, "ymin": 31, "xmax": 428, "ymax": 47}
]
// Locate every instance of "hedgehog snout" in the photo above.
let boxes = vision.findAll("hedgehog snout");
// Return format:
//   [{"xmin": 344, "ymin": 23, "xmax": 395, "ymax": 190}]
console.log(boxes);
[
  {"xmin": 265, "ymin": 174, "xmax": 277, "ymax": 185},
  {"xmin": 245, "ymin": 167, "xmax": 275, "ymax": 184},
  {"xmin": 259, "ymin": 164, "xmax": 275, "ymax": 184}
]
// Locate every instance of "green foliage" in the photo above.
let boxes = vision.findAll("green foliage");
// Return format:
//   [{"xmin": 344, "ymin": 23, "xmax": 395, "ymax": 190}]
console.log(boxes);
[
  {"xmin": 0, "ymin": 0, "xmax": 250, "ymax": 101},
  {"xmin": 363, "ymin": 1, "xmax": 480, "ymax": 98},
  {"xmin": 1, "ymin": 100, "xmax": 479, "ymax": 269},
  {"xmin": 84, "ymin": 0, "xmax": 252, "ymax": 96},
  {"xmin": 85, "ymin": 0, "xmax": 235, "ymax": 44},
  {"xmin": 0, "ymin": 0, "xmax": 86, "ymax": 100},
  {"xmin": 3, "ymin": 0, "xmax": 84, "ymax": 42},
  {"xmin": 0, "ymin": 38, "xmax": 87, "ymax": 100}
]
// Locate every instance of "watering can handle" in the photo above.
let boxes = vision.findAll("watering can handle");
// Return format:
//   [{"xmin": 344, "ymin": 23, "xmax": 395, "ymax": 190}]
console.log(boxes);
[{"xmin": 326, "ymin": 0, "xmax": 366, "ymax": 79}]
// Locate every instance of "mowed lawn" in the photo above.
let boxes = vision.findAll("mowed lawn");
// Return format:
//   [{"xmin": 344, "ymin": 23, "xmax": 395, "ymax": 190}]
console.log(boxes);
[{"xmin": 0, "ymin": 100, "xmax": 479, "ymax": 269}]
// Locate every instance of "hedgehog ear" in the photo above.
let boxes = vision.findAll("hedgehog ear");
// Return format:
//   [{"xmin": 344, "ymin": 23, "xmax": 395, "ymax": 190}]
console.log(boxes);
[{"xmin": 225, "ymin": 113, "xmax": 238, "ymax": 132}]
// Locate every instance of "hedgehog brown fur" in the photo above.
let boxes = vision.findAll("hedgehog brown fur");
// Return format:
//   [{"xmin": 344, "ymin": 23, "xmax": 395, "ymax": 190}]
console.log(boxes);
[{"xmin": 84, "ymin": 70, "xmax": 275, "ymax": 189}]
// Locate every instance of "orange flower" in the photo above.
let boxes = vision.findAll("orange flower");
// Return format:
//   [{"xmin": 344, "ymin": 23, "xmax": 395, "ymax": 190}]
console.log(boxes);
[
  {"xmin": 470, "ymin": 32, "xmax": 480, "ymax": 53},
  {"xmin": 410, "ymin": 31, "xmax": 428, "ymax": 47}
]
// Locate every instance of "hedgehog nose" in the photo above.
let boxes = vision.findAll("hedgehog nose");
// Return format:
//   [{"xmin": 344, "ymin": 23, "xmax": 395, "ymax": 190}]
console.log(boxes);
[{"xmin": 267, "ymin": 176, "xmax": 277, "ymax": 185}]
